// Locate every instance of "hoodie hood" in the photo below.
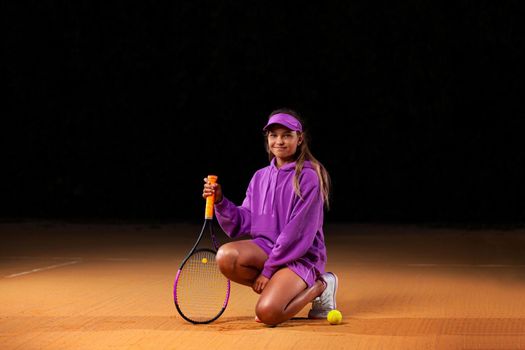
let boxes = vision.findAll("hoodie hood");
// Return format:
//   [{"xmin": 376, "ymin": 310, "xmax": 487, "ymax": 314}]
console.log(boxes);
[{"xmin": 262, "ymin": 158, "xmax": 315, "ymax": 214}]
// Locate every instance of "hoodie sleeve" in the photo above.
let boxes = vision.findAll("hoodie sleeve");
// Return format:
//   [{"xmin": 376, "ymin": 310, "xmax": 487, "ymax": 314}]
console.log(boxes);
[
  {"xmin": 214, "ymin": 178, "xmax": 253, "ymax": 239},
  {"xmin": 261, "ymin": 170, "xmax": 323, "ymax": 279}
]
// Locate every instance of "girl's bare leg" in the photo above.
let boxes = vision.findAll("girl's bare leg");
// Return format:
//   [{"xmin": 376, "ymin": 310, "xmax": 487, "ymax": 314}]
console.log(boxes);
[
  {"xmin": 216, "ymin": 240, "xmax": 268, "ymax": 286},
  {"xmin": 255, "ymin": 268, "xmax": 326, "ymax": 325}
]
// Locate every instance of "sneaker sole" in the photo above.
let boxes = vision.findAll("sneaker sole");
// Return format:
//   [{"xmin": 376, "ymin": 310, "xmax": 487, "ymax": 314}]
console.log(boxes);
[
  {"xmin": 329, "ymin": 272, "xmax": 339, "ymax": 310},
  {"xmin": 308, "ymin": 315, "xmax": 327, "ymax": 319}
]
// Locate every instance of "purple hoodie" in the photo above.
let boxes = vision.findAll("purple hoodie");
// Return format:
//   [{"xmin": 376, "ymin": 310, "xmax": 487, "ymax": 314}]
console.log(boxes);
[{"xmin": 214, "ymin": 158, "xmax": 327, "ymax": 287}]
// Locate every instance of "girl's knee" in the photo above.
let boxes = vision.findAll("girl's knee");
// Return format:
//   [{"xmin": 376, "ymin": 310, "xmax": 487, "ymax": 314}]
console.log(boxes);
[
  {"xmin": 216, "ymin": 245, "xmax": 238, "ymax": 275},
  {"xmin": 255, "ymin": 300, "xmax": 283, "ymax": 326}
]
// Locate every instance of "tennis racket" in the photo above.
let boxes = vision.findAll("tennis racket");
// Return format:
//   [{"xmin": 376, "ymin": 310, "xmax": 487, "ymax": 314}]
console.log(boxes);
[{"xmin": 173, "ymin": 175, "xmax": 231, "ymax": 324}]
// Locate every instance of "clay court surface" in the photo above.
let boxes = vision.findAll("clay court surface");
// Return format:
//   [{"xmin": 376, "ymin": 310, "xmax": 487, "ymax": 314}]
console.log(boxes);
[{"xmin": 1, "ymin": 221, "xmax": 524, "ymax": 349}]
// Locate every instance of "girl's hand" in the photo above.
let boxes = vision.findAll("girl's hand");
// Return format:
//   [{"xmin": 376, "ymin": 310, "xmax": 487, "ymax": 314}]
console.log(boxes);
[
  {"xmin": 253, "ymin": 274, "xmax": 269, "ymax": 294},
  {"xmin": 202, "ymin": 177, "xmax": 223, "ymax": 204}
]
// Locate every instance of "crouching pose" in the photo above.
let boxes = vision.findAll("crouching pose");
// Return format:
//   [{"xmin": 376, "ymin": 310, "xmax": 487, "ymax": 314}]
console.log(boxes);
[{"xmin": 203, "ymin": 109, "xmax": 338, "ymax": 326}]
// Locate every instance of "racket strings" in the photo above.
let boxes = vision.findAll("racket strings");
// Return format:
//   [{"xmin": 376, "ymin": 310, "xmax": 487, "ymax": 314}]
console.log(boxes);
[{"xmin": 176, "ymin": 250, "xmax": 229, "ymax": 322}]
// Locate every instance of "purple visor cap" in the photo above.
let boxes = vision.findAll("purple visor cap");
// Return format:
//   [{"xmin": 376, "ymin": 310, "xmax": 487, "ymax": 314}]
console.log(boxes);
[{"xmin": 262, "ymin": 113, "xmax": 303, "ymax": 132}]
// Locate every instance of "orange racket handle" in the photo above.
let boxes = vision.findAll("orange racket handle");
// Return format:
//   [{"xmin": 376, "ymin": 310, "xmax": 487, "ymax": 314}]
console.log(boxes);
[{"xmin": 205, "ymin": 175, "xmax": 218, "ymax": 219}]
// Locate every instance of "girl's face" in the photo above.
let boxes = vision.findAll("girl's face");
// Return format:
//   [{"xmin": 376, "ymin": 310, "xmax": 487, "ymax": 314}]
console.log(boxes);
[{"xmin": 267, "ymin": 125, "xmax": 303, "ymax": 166}]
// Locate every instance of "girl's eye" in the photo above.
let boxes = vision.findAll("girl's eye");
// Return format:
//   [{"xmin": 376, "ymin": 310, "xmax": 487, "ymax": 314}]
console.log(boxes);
[{"xmin": 268, "ymin": 133, "xmax": 293, "ymax": 139}]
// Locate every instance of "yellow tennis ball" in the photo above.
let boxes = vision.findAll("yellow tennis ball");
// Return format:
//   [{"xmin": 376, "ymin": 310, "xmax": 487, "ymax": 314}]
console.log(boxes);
[
  {"xmin": 201, "ymin": 258, "xmax": 208, "ymax": 264},
  {"xmin": 327, "ymin": 309, "xmax": 342, "ymax": 325}
]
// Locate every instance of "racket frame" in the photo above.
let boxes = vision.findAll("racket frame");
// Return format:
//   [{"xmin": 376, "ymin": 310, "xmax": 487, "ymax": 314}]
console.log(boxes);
[{"xmin": 173, "ymin": 218, "xmax": 231, "ymax": 324}]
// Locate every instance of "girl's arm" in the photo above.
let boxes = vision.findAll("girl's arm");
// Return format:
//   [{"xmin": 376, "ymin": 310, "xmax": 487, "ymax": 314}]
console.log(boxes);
[
  {"xmin": 214, "ymin": 179, "xmax": 253, "ymax": 239},
  {"xmin": 261, "ymin": 171, "xmax": 323, "ymax": 279}
]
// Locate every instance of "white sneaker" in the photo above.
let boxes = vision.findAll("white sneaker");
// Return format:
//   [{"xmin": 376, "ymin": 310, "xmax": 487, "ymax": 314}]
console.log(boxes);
[{"xmin": 308, "ymin": 272, "xmax": 338, "ymax": 319}]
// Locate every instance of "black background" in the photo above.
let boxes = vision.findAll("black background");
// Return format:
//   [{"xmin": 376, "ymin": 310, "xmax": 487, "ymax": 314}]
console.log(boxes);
[{"xmin": 4, "ymin": 2, "xmax": 524, "ymax": 224}]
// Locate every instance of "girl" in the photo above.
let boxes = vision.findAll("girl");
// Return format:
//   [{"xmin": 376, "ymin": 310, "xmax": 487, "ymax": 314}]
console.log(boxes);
[{"xmin": 202, "ymin": 109, "xmax": 338, "ymax": 326}]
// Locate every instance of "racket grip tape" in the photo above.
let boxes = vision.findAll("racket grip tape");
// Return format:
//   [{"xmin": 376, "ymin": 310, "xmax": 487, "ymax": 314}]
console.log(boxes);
[{"xmin": 205, "ymin": 175, "xmax": 218, "ymax": 219}]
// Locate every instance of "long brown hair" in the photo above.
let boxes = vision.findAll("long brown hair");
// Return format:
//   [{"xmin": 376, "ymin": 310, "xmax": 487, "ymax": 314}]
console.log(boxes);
[{"xmin": 264, "ymin": 108, "xmax": 331, "ymax": 209}]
